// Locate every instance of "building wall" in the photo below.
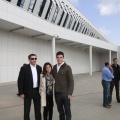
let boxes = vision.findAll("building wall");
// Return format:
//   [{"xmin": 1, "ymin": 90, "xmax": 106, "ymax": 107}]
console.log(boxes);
[
  {"xmin": 0, "ymin": 28, "xmax": 52, "ymax": 83},
  {"xmin": 0, "ymin": 28, "xmax": 102, "ymax": 83},
  {"xmin": 92, "ymin": 50, "xmax": 101, "ymax": 72},
  {"xmin": 0, "ymin": 0, "xmax": 118, "ymax": 52},
  {"xmin": 100, "ymin": 51, "xmax": 109, "ymax": 71},
  {"xmin": 56, "ymin": 44, "xmax": 101, "ymax": 74}
]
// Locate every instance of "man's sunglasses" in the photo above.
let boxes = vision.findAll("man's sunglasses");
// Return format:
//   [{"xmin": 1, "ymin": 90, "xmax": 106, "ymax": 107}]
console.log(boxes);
[{"xmin": 30, "ymin": 58, "xmax": 37, "ymax": 60}]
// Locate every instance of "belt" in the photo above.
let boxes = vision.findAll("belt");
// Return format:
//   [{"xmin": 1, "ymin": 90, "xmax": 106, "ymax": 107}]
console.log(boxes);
[{"xmin": 33, "ymin": 87, "xmax": 38, "ymax": 90}]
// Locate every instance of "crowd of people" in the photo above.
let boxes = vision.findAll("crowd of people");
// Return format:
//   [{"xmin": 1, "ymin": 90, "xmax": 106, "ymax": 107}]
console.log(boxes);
[
  {"xmin": 102, "ymin": 58, "xmax": 120, "ymax": 108},
  {"xmin": 18, "ymin": 51, "xmax": 74, "ymax": 120}
]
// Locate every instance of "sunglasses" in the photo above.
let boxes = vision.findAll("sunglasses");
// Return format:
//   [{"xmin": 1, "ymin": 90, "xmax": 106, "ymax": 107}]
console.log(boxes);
[{"xmin": 30, "ymin": 58, "xmax": 37, "ymax": 60}]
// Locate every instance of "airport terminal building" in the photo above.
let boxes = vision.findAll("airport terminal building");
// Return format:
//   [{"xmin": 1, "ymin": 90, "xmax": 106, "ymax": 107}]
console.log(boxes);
[{"xmin": 0, "ymin": 0, "xmax": 120, "ymax": 83}]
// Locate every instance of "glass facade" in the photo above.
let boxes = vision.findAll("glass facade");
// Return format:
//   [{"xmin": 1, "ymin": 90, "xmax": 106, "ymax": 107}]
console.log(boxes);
[
  {"xmin": 17, "ymin": 0, "xmax": 25, "ymax": 7},
  {"xmin": 51, "ymin": 5, "xmax": 59, "ymax": 23},
  {"xmin": 58, "ymin": 11, "xmax": 64, "ymax": 25},
  {"xmin": 28, "ymin": 0, "xmax": 36, "ymax": 12},
  {"xmin": 63, "ymin": 13, "xmax": 69, "ymax": 27},
  {"xmin": 45, "ymin": 0, "xmax": 53, "ymax": 20},
  {"xmin": 6, "ymin": 0, "xmax": 102, "ymax": 40},
  {"xmin": 38, "ymin": 0, "xmax": 47, "ymax": 16}
]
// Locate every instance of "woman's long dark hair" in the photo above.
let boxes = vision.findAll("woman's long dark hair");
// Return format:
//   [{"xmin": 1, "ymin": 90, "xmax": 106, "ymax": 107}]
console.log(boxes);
[{"xmin": 42, "ymin": 62, "xmax": 53, "ymax": 77}]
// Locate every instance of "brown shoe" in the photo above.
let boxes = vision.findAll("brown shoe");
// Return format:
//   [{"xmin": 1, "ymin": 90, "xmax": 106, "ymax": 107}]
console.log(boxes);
[
  {"xmin": 103, "ymin": 105, "xmax": 111, "ymax": 108},
  {"xmin": 108, "ymin": 104, "xmax": 112, "ymax": 106}
]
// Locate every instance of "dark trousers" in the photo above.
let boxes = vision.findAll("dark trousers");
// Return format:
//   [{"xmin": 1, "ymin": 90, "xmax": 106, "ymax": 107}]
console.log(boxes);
[
  {"xmin": 110, "ymin": 80, "xmax": 119, "ymax": 102},
  {"xmin": 43, "ymin": 95, "xmax": 53, "ymax": 120},
  {"xmin": 24, "ymin": 88, "xmax": 41, "ymax": 120},
  {"xmin": 55, "ymin": 92, "xmax": 71, "ymax": 120},
  {"xmin": 102, "ymin": 80, "xmax": 111, "ymax": 106}
]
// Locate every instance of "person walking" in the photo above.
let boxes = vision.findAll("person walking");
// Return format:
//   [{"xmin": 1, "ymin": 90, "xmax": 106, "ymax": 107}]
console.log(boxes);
[
  {"xmin": 53, "ymin": 51, "xmax": 74, "ymax": 120},
  {"xmin": 110, "ymin": 58, "xmax": 120, "ymax": 103},
  {"xmin": 40, "ymin": 62, "xmax": 54, "ymax": 120},
  {"xmin": 18, "ymin": 54, "xmax": 42, "ymax": 120},
  {"xmin": 102, "ymin": 62, "xmax": 114, "ymax": 108}
]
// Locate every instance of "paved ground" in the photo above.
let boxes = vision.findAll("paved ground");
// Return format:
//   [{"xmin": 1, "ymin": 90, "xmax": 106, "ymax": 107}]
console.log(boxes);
[{"xmin": 0, "ymin": 72, "xmax": 120, "ymax": 120}]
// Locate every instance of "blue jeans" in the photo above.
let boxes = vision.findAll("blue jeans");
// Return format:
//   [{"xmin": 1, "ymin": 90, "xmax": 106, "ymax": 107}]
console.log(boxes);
[
  {"xmin": 102, "ymin": 80, "xmax": 111, "ymax": 106},
  {"xmin": 55, "ymin": 92, "xmax": 71, "ymax": 120}
]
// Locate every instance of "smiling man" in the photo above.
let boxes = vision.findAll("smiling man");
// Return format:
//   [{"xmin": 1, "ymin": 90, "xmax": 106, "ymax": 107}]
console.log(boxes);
[{"xmin": 53, "ymin": 51, "xmax": 74, "ymax": 120}]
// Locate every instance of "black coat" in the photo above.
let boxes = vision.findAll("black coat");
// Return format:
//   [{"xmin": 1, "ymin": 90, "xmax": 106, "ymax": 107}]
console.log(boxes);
[
  {"xmin": 112, "ymin": 64, "xmax": 120, "ymax": 81},
  {"xmin": 18, "ymin": 64, "xmax": 42, "ymax": 98}
]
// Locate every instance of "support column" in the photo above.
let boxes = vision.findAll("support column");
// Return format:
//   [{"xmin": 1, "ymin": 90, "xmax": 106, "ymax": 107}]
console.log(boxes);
[
  {"xmin": 117, "ymin": 52, "xmax": 118, "ymax": 59},
  {"xmin": 52, "ymin": 36, "xmax": 56, "ymax": 66},
  {"xmin": 109, "ymin": 50, "xmax": 111, "ymax": 63},
  {"xmin": 89, "ymin": 45, "xmax": 92, "ymax": 75}
]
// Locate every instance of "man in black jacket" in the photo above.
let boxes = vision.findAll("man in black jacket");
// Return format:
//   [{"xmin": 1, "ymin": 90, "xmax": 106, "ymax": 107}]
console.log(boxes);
[
  {"xmin": 110, "ymin": 58, "xmax": 120, "ymax": 103},
  {"xmin": 18, "ymin": 54, "xmax": 42, "ymax": 120},
  {"xmin": 53, "ymin": 51, "xmax": 74, "ymax": 120}
]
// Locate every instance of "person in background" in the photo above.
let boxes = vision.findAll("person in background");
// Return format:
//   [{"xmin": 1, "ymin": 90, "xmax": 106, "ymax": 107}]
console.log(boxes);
[
  {"xmin": 18, "ymin": 54, "xmax": 42, "ymax": 120},
  {"xmin": 40, "ymin": 62, "xmax": 54, "ymax": 120},
  {"xmin": 53, "ymin": 51, "xmax": 74, "ymax": 120},
  {"xmin": 102, "ymin": 61, "xmax": 114, "ymax": 108},
  {"xmin": 110, "ymin": 58, "xmax": 120, "ymax": 103}
]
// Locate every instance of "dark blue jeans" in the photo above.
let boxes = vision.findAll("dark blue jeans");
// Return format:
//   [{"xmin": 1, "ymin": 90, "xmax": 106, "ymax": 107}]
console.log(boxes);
[
  {"xmin": 55, "ymin": 92, "xmax": 71, "ymax": 120},
  {"xmin": 102, "ymin": 80, "xmax": 111, "ymax": 106}
]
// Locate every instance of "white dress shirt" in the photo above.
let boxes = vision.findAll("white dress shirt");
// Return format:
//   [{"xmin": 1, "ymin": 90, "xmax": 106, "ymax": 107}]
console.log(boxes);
[
  {"xmin": 57, "ymin": 62, "xmax": 65, "ymax": 73},
  {"xmin": 30, "ymin": 64, "xmax": 38, "ymax": 88}
]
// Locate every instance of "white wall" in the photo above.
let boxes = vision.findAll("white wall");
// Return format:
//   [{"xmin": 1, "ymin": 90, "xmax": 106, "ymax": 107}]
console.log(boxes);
[
  {"xmin": 100, "ymin": 51, "xmax": 109, "ymax": 71},
  {"xmin": 0, "ymin": 28, "xmax": 102, "ymax": 83},
  {"xmin": 0, "ymin": 28, "xmax": 52, "ymax": 83},
  {"xmin": 56, "ymin": 44, "xmax": 101, "ymax": 74},
  {"xmin": 111, "ymin": 51, "xmax": 117, "ymax": 63},
  {"xmin": 92, "ymin": 50, "xmax": 101, "ymax": 72}
]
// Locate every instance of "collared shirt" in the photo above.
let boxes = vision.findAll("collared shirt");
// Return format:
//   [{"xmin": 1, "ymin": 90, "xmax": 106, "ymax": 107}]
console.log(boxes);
[
  {"xmin": 57, "ymin": 62, "xmax": 65, "ymax": 73},
  {"xmin": 102, "ymin": 66, "xmax": 114, "ymax": 81},
  {"xmin": 30, "ymin": 64, "xmax": 38, "ymax": 88}
]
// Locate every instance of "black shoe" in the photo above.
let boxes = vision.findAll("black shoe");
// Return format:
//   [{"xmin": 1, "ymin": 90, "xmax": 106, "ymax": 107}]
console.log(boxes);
[{"xmin": 117, "ymin": 100, "xmax": 120, "ymax": 103}]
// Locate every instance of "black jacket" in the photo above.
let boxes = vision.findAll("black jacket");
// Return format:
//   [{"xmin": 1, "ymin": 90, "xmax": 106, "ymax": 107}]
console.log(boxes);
[
  {"xmin": 112, "ymin": 64, "xmax": 120, "ymax": 81},
  {"xmin": 18, "ymin": 64, "xmax": 42, "ymax": 98}
]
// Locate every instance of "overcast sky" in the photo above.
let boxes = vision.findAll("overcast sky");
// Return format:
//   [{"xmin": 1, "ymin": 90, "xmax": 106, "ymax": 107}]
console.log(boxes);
[{"xmin": 68, "ymin": 0, "xmax": 120, "ymax": 46}]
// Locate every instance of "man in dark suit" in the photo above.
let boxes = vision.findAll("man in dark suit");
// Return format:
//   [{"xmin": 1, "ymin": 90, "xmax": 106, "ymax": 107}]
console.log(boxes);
[
  {"xmin": 18, "ymin": 54, "xmax": 42, "ymax": 120},
  {"xmin": 110, "ymin": 58, "xmax": 120, "ymax": 103}
]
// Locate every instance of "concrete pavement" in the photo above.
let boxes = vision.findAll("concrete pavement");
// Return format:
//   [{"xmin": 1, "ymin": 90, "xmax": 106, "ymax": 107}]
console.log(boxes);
[{"xmin": 0, "ymin": 72, "xmax": 120, "ymax": 120}]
